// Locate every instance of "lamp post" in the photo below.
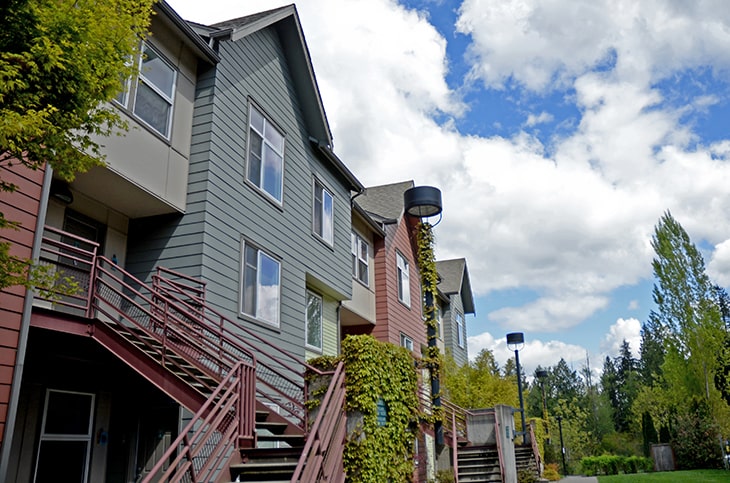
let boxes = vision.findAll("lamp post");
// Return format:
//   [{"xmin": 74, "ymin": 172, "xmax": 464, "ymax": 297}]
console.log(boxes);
[
  {"xmin": 556, "ymin": 414, "xmax": 567, "ymax": 475},
  {"xmin": 404, "ymin": 185, "xmax": 443, "ymax": 445},
  {"xmin": 536, "ymin": 369, "xmax": 549, "ymax": 444},
  {"xmin": 506, "ymin": 332, "xmax": 526, "ymax": 445}
]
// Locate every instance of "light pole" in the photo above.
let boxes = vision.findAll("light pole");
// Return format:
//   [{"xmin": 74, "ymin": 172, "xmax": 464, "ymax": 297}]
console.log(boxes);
[
  {"xmin": 536, "ymin": 369, "xmax": 549, "ymax": 444},
  {"xmin": 404, "ymin": 185, "xmax": 443, "ymax": 445},
  {"xmin": 507, "ymin": 332, "xmax": 526, "ymax": 445},
  {"xmin": 556, "ymin": 414, "xmax": 567, "ymax": 475}
]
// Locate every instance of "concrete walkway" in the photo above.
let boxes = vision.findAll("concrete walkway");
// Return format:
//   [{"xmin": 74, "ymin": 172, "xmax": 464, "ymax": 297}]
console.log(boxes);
[{"xmin": 559, "ymin": 477, "xmax": 599, "ymax": 483}]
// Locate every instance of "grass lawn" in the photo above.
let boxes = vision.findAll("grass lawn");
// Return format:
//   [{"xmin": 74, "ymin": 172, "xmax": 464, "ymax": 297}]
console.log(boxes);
[{"xmin": 597, "ymin": 469, "xmax": 730, "ymax": 482}]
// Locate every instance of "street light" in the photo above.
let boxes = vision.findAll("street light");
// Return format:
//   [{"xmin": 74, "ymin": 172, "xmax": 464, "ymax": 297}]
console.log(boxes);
[
  {"xmin": 506, "ymin": 332, "xmax": 526, "ymax": 445},
  {"xmin": 404, "ymin": 185, "xmax": 443, "ymax": 445},
  {"xmin": 556, "ymin": 414, "xmax": 567, "ymax": 475}
]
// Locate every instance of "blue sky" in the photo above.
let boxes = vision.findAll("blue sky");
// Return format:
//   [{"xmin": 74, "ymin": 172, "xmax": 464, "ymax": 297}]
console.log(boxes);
[{"xmin": 168, "ymin": 0, "xmax": 730, "ymax": 376}]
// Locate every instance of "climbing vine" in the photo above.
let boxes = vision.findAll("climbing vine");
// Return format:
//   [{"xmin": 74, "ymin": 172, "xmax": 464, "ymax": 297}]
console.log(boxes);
[
  {"xmin": 416, "ymin": 221, "xmax": 444, "ymax": 423},
  {"xmin": 308, "ymin": 335, "xmax": 420, "ymax": 482}
]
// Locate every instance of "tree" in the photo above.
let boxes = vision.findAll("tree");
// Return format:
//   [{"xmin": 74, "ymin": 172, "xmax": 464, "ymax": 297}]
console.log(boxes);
[
  {"xmin": 441, "ymin": 349, "xmax": 518, "ymax": 410},
  {"xmin": 0, "ymin": 0, "xmax": 154, "ymax": 288},
  {"xmin": 641, "ymin": 212, "xmax": 730, "ymax": 466}
]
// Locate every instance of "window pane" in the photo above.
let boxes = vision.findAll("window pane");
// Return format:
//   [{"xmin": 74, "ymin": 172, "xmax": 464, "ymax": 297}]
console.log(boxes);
[
  {"xmin": 262, "ymin": 145, "xmax": 283, "ymax": 202},
  {"xmin": 306, "ymin": 292, "xmax": 322, "ymax": 350},
  {"xmin": 351, "ymin": 233, "xmax": 357, "ymax": 277},
  {"xmin": 140, "ymin": 46, "xmax": 175, "ymax": 98},
  {"xmin": 134, "ymin": 81, "xmax": 171, "ymax": 136},
  {"xmin": 248, "ymin": 130, "xmax": 263, "ymax": 184},
  {"xmin": 323, "ymin": 190, "xmax": 333, "ymax": 244},
  {"xmin": 358, "ymin": 259, "xmax": 368, "ymax": 284},
  {"xmin": 264, "ymin": 123, "xmax": 284, "ymax": 152},
  {"xmin": 250, "ymin": 106, "xmax": 265, "ymax": 134},
  {"xmin": 243, "ymin": 246, "xmax": 257, "ymax": 316},
  {"xmin": 258, "ymin": 252, "xmax": 280, "ymax": 325},
  {"xmin": 44, "ymin": 392, "xmax": 92, "ymax": 435},
  {"xmin": 314, "ymin": 188, "xmax": 323, "ymax": 237},
  {"xmin": 35, "ymin": 440, "xmax": 88, "ymax": 482}
]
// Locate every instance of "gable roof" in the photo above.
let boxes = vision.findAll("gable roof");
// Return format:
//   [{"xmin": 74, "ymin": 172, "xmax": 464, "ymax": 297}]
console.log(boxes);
[
  {"xmin": 436, "ymin": 258, "xmax": 476, "ymax": 315},
  {"xmin": 355, "ymin": 180, "xmax": 414, "ymax": 223},
  {"xmin": 210, "ymin": 5, "xmax": 333, "ymax": 146},
  {"xmin": 157, "ymin": 1, "xmax": 219, "ymax": 64}
]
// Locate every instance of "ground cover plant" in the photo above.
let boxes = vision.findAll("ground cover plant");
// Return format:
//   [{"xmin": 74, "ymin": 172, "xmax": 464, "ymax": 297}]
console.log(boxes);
[{"xmin": 598, "ymin": 469, "xmax": 729, "ymax": 483}]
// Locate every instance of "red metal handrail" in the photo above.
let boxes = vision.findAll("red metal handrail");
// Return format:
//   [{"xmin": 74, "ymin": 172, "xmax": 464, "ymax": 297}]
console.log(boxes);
[
  {"xmin": 291, "ymin": 362, "xmax": 346, "ymax": 483},
  {"xmin": 492, "ymin": 409, "xmax": 505, "ymax": 482},
  {"xmin": 142, "ymin": 361, "xmax": 256, "ymax": 483},
  {"xmin": 528, "ymin": 420, "xmax": 542, "ymax": 477}
]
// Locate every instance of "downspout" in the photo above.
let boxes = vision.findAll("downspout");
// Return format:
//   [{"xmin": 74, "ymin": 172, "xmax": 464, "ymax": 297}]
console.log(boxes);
[{"xmin": 0, "ymin": 166, "xmax": 53, "ymax": 480}]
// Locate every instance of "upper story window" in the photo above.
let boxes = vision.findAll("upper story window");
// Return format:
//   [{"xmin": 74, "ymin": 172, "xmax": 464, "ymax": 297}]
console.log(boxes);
[
  {"xmin": 115, "ymin": 43, "xmax": 177, "ymax": 139},
  {"xmin": 241, "ymin": 241, "xmax": 281, "ymax": 327},
  {"xmin": 456, "ymin": 311, "xmax": 465, "ymax": 348},
  {"xmin": 306, "ymin": 290, "xmax": 323, "ymax": 352},
  {"xmin": 313, "ymin": 179, "xmax": 333, "ymax": 245},
  {"xmin": 396, "ymin": 252, "xmax": 410, "ymax": 307},
  {"xmin": 351, "ymin": 232, "xmax": 369, "ymax": 286},
  {"xmin": 400, "ymin": 333, "xmax": 414, "ymax": 352},
  {"xmin": 436, "ymin": 305, "xmax": 443, "ymax": 339},
  {"xmin": 247, "ymin": 105, "xmax": 284, "ymax": 204}
]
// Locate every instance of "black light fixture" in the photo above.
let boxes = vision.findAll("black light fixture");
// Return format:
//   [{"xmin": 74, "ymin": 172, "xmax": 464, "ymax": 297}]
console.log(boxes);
[
  {"xmin": 50, "ymin": 179, "xmax": 73, "ymax": 205},
  {"xmin": 403, "ymin": 185, "xmax": 442, "ymax": 218},
  {"xmin": 507, "ymin": 332, "xmax": 527, "ymax": 445}
]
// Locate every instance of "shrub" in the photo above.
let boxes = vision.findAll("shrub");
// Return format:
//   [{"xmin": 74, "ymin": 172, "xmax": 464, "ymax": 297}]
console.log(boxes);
[
  {"xmin": 517, "ymin": 468, "xmax": 538, "ymax": 483},
  {"xmin": 542, "ymin": 463, "xmax": 560, "ymax": 481}
]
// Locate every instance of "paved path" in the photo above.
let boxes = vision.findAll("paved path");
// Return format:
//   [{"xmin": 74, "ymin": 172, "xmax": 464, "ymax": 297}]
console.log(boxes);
[{"xmin": 559, "ymin": 477, "xmax": 599, "ymax": 483}]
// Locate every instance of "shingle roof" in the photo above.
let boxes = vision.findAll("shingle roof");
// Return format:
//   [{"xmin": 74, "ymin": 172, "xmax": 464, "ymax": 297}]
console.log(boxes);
[
  {"xmin": 355, "ymin": 180, "xmax": 414, "ymax": 222},
  {"xmin": 211, "ymin": 5, "xmax": 292, "ymax": 30},
  {"xmin": 436, "ymin": 258, "xmax": 476, "ymax": 314}
]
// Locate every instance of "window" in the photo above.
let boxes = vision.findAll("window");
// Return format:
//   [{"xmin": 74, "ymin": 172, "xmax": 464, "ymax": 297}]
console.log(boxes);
[
  {"xmin": 313, "ymin": 179, "xmax": 334, "ymax": 245},
  {"xmin": 247, "ymin": 104, "xmax": 284, "ymax": 203},
  {"xmin": 351, "ymin": 232, "xmax": 369, "ymax": 285},
  {"xmin": 306, "ymin": 290, "xmax": 323, "ymax": 351},
  {"xmin": 400, "ymin": 333, "xmax": 414, "ymax": 351},
  {"xmin": 456, "ymin": 311, "xmax": 465, "ymax": 348},
  {"xmin": 241, "ymin": 241, "xmax": 281, "ymax": 327},
  {"xmin": 396, "ymin": 252, "xmax": 410, "ymax": 306},
  {"xmin": 436, "ymin": 305, "xmax": 442, "ymax": 339},
  {"xmin": 114, "ymin": 43, "xmax": 176, "ymax": 138}
]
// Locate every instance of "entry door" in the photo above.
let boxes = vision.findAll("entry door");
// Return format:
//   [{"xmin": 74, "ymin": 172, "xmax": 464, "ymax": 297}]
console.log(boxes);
[{"xmin": 34, "ymin": 389, "xmax": 95, "ymax": 483}]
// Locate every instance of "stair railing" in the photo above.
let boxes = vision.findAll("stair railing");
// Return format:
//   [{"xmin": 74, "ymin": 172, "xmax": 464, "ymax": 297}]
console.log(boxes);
[
  {"xmin": 492, "ymin": 409, "xmax": 506, "ymax": 482},
  {"xmin": 291, "ymin": 361, "xmax": 346, "ymax": 483},
  {"xmin": 152, "ymin": 268, "xmax": 325, "ymax": 431},
  {"xmin": 528, "ymin": 421, "xmax": 542, "ymax": 477},
  {"xmin": 142, "ymin": 361, "xmax": 256, "ymax": 483}
]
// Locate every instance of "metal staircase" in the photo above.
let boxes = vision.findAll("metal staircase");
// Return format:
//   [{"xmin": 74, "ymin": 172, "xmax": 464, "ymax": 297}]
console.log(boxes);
[{"xmin": 33, "ymin": 225, "xmax": 346, "ymax": 483}]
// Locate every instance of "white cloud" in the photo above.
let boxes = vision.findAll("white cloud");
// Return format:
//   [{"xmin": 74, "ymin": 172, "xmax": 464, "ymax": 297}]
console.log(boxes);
[
  {"xmin": 708, "ymin": 239, "xmax": 730, "ymax": 287},
  {"xmin": 524, "ymin": 111, "xmax": 554, "ymax": 127},
  {"xmin": 168, "ymin": 0, "xmax": 730, "ymax": 337},
  {"xmin": 600, "ymin": 318, "xmax": 642, "ymax": 358},
  {"xmin": 468, "ymin": 331, "xmax": 586, "ymax": 376},
  {"xmin": 627, "ymin": 300, "xmax": 639, "ymax": 310}
]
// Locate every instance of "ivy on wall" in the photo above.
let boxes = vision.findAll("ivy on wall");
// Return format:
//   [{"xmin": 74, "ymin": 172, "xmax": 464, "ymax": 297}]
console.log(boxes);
[{"xmin": 308, "ymin": 335, "xmax": 421, "ymax": 482}]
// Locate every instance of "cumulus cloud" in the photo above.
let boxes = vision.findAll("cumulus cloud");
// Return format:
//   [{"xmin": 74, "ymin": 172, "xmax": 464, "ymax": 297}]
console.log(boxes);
[
  {"xmin": 169, "ymin": 0, "xmax": 730, "ymax": 338},
  {"xmin": 600, "ymin": 318, "xmax": 642, "ymax": 358},
  {"xmin": 468, "ymin": 331, "xmax": 586, "ymax": 375},
  {"xmin": 708, "ymin": 239, "xmax": 730, "ymax": 287}
]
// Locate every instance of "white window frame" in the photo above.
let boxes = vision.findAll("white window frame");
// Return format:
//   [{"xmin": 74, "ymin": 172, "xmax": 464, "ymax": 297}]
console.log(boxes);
[
  {"xmin": 113, "ymin": 43, "xmax": 177, "ymax": 139},
  {"xmin": 246, "ymin": 103, "xmax": 285, "ymax": 204},
  {"xmin": 396, "ymin": 251, "xmax": 410, "ymax": 307},
  {"xmin": 351, "ymin": 232, "xmax": 369, "ymax": 286},
  {"xmin": 400, "ymin": 333, "xmax": 414, "ymax": 351},
  {"xmin": 305, "ymin": 290, "xmax": 323, "ymax": 352},
  {"xmin": 456, "ymin": 311, "xmax": 465, "ymax": 348},
  {"xmin": 33, "ymin": 389, "xmax": 95, "ymax": 483},
  {"xmin": 313, "ymin": 179, "xmax": 334, "ymax": 245},
  {"xmin": 240, "ymin": 240, "xmax": 281, "ymax": 328}
]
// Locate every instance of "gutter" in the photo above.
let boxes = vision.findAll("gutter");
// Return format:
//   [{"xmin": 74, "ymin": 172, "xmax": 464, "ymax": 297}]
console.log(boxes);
[{"xmin": 309, "ymin": 137, "xmax": 364, "ymax": 193}]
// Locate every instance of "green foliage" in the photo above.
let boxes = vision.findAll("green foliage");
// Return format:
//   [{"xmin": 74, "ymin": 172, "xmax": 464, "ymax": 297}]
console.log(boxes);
[
  {"xmin": 429, "ymin": 469, "xmax": 455, "ymax": 483},
  {"xmin": 598, "ymin": 469, "xmax": 730, "ymax": 483},
  {"xmin": 580, "ymin": 455, "xmax": 653, "ymax": 476},
  {"xmin": 672, "ymin": 397, "xmax": 723, "ymax": 470},
  {"xmin": 441, "ymin": 349, "xmax": 518, "ymax": 410},
  {"xmin": 0, "ymin": 0, "xmax": 154, "ymax": 289},
  {"xmin": 517, "ymin": 468, "xmax": 538, "ymax": 483},
  {"xmin": 340, "ymin": 335, "xmax": 420, "ymax": 483},
  {"xmin": 542, "ymin": 463, "xmax": 560, "ymax": 481}
]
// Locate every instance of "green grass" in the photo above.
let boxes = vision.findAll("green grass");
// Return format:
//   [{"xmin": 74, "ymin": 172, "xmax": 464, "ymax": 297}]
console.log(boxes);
[{"xmin": 597, "ymin": 469, "xmax": 730, "ymax": 483}]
